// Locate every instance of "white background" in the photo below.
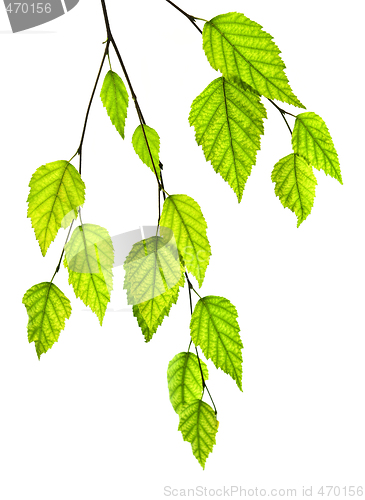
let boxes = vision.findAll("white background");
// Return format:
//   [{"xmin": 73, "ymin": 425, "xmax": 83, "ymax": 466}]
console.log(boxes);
[{"xmin": 0, "ymin": 0, "xmax": 364, "ymax": 498}]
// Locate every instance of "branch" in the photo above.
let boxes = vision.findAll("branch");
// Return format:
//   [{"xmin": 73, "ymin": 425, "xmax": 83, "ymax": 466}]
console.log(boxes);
[
  {"xmin": 165, "ymin": 0, "xmax": 203, "ymax": 34},
  {"xmin": 164, "ymin": 0, "xmax": 296, "ymax": 136},
  {"xmin": 77, "ymin": 40, "xmax": 110, "ymax": 175},
  {"xmin": 100, "ymin": 0, "xmax": 163, "ymax": 190}
]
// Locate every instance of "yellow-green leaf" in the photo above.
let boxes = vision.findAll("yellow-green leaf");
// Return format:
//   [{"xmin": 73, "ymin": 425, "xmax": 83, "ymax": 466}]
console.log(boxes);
[
  {"xmin": 189, "ymin": 77, "xmax": 267, "ymax": 201},
  {"xmin": 190, "ymin": 295, "xmax": 243, "ymax": 390},
  {"xmin": 100, "ymin": 70, "xmax": 129, "ymax": 139},
  {"xmin": 167, "ymin": 352, "xmax": 208, "ymax": 414},
  {"xmin": 124, "ymin": 236, "xmax": 185, "ymax": 334},
  {"xmin": 64, "ymin": 223, "xmax": 114, "ymax": 325},
  {"xmin": 178, "ymin": 399, "xmax": 219, "ymax": 469},
  {"xmin": 132, "ymin": 124, "xmax": 161, "ymax": 178},
  {"xmin": 159, "ymin": 195, "xmax": 211, "ymax": 287},
  {"xmin": 27, "ymin": 160, "xmax": 85, "ymax": 256},
  {"xmin": 22, "ymin": 282, "xmax": 71, "ymax": 359},
  {"xmin": 202, "ymin": 12, "xmax": 305, "ymax": 108},
  {"xmin": 292, "ymin": 112, "xmax": 342, "ymax": 184},
  {"xmin": 271, "ymin": 153, "xmax": 317, "ymax": 227}
]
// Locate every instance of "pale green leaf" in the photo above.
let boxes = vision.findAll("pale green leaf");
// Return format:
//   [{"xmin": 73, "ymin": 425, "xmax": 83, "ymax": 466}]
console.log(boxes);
[
  {"xmin": 132, "ymin": 124, "xmax": 161, "ymax": 178},
  {"xmin": 202, "ymin": 12, "xmax": 305, "ymax": 108},
  {"xmin": 124, "ymin": 235, "xmax": 185, "ymax": 333},
  {"xmin": 190, "ymin": 295, "xmax": 243, "ymax": 390},
  {"xmin": 22, "ymin": 282, "xmax": 71, "ymax": 359},
  {"xmin": 271, "ymin": 153, "xmax": 317, "ymax": 227},
  {"xmin": 159, "ymin": 195, "xmax": 211, "ymax": 287},
  {"xmin": 167, "ymin": 352, "xmax": 209, "ymax": 414},
  {"xmin": 189, "ymin": 76, "xmax": 267, "ymax": 201},
  {"xmin": 27, "ymin": 160, "xmax": 85, "ymax": 256},
  {"xmin": 64, "ymin": 223, "xmax": 114, "ymax": 325},
  {"xmin": 178, "ymin": 399, "xmax": 219, "ymax": 469},
  {"xmin": 100, "ymin": 70, "xmax": 129, "ymax": 139},
  {"xmin": 292, "ymin": 112, "xmax": 342, "ymax": 184}
]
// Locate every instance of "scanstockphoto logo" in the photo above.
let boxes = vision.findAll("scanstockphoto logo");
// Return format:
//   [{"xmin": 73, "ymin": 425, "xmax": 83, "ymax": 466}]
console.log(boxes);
[{"xmin": 3, "ymin": 0, "xmax": 79, "ymax": 32}]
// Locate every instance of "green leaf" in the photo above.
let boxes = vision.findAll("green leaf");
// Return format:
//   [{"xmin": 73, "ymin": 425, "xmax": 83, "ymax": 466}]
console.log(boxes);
[
  {"xmin": 190, "ymin": 295, "xmax": 243, "ymax": 390},
  {"xmin": 167, "ymin": 352, "xmax": 209, "ymax": 414},
  {"xmin": 189, "ymin": 76, "xmax": 267, "ymax": 202},
  {"xmin": 100, "ymin": 70, "xmax": 129, "ymax": 139},
  {"xmin": 159, "ymin": 195, "xmax": 211, "ymax": 287},
  {"xmin": 132, "ymin": 124, "xmax": 161, "ymax": 178},
  {"xmin": 64, "ymin": 223, "xmax": 114, "ymax": 325},
  {"xmin": 292, "ymin": 112, "xmax": 342, "ymax": 184},
  {"xmin": 27, "ymin": 160, "xmax": 85, "ymax": 256},
  {"xmin": 133, "ymin": 280, "xmax": 183, "ymax": 341},
  {"xmin": 124, "ymin": 235, "xmax": 185, "ymax": 333},
  {"xmin": 271, "ymin": 153, "xmax": 317, "ymax": 227},
  {"xmin": 178, "ymin": 399, "xmax": 219, "ymax": 469},
  {"xmin": 202, "ymin": 12, "xmax": 305, "ymax": 108},
  {"xmin": 22, "ymin": 282, "xmax": 71, "ymax": 359}
]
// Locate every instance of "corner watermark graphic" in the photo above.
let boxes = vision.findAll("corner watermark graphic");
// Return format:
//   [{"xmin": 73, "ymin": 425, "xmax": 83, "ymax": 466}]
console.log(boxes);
[{"xmin": 3, "ymin": 0, "xmax": 79, "ymax": 32}]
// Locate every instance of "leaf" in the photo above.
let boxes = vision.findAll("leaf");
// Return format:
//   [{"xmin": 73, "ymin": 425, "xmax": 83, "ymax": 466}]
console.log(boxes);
[
  {"xmin": 167, "ymin": 352, "xmax": 209, "ymax": 414},
  {"xmin": 64, "ymin": 223, "xmax": 114, "ymax": 325},
  {"xmin": 132, "ymin": 269, "xmax": 183, "ymax": 342},
  {"xmin": 27, "ymin": 160, "xmax": 85, "ymax": 256},
  {"xmin": 159, "ymin": 195, "xmax": 211, "ymax": 287},
  {"xmin": 124, "ymin": 235, "xmax": 185, "ymax": 333},
  {"xmin": 190, "ymin": 295, "xmax": 243, "ymax": 390},
  {"xmin": 132, "ymin": 124, "xmax": 161, "ymax": 178},
  {"xmin": 100, "ymin": 70, "xmax": 129, "ymax": 139},
  {"xmin": 189, "ymin": 76, "xmax": 267, "ymax": 201},
  {"xmin": 292, "ymin": 112, "xmax": 342, "ymax": 184},
  {"xmin": 202, "ymin": 12, "xmax": 305, "ymax": 108},
  {"xmin": 22, "ymin": 282, "xmax": 71, "ymax": 359},
  {"xmin": 178, "ymin": 399, "xmax": 219, "ymax": 469},
  {"xmin": 271, "ymin": 153, "xmax": 317, "ymax": 227}
]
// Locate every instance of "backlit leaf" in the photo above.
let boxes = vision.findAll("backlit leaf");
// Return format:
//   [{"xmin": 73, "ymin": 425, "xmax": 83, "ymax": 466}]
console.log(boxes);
[
  {"xmin": 189, "ymin": 76, "xmax": 266, "ymax": 201},
  {"xmin": 178, "ymin": 399, "xmax": 219, "ymax": 469},
  {"xmin": 159, "ymin": 195, "xmax": 211, "ymax": 287},
  {"xmin": 190, "ymin": 295, "xmax": 243, "ymax": 390},
  {"xmin": 124, "ymin": 235, "xmax": 185, "ymax": 334},
  {"xmin": 167, "ymin": 352, "xmax": 208, "ymax": 414},
  {"xmin": 271, "ymin": 153, "xmax": 317, "ymax": 227},
  {"xmin": 292, "ymin": 112, "xmax": 342, "ymax": 184},
  {"xmin": 64, "ymin": 223, "xmax": 114, "ymax": 325},
  {"xmin": 27, "ymin": 160, "xmax": 85, "ymax": 256},
  {"xmin": 202, "ymin": 12, "xmax": 305, "ymax": 108},
  {"xmin": 22, "ymin": 282, "xmax": 71, "ymax": 359},
  {"xmin": 100, "ymin": 70, "xmax": 129, "ymax": 139},
  {"xmin": 132, "ymin": 124, "xmax": 161, "ymax": 178}
]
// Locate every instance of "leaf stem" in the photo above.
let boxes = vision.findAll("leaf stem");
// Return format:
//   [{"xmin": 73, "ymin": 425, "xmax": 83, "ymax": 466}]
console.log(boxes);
[
  {"xmin": 165, "ymin": 0, "xmax": 203, "ymax": 34},
  {"xmin": 100, "ymin": 0, "xmax": 164, "ymax": 196},
  {"xmin": 77, "ymin": 40, "xmax": 110, "ymax": 175},
  {"xmin": 186, "ymin": 271, "xmax": 217, "ymax": 415},
  {"xmin": 50, "ymin": 220, "xmax": 75, "ymax": 283},
  {"xmin": 266, "ymin": 98, "xmax": 296, "ymax": 135}
]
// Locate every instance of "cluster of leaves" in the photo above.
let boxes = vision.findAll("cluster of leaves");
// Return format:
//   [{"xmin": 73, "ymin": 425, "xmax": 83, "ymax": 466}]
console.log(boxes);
[
  {"xmin": 22, "ymin": 6, "xmax": 341, "ymax": 469},
  {"xmin": 189, "ymin": 12, "xmax": 342, "ymax": 226}
]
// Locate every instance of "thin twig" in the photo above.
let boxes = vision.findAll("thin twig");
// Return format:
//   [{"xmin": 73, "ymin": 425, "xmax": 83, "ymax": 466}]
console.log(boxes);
[
  {"xmin": 50, "ymin": 220, "xmax": 75, "ymax": 283},
  {"xmin": 165, "ymin": 0, "xmax": 203, "ymax": 34},
  {"xmin": 266, "ymin": 98, "xmax": 295, "ymax": 135},
  {"xmin": 186, "ymin": 273, "xmax": 217, "ymax": 414},
  {"xmin": 77, "ymin": 40, "xmax": 110, "ymax": 175},
  {"xmin": 100, "ymin": 0, "xmax": 164, "ymax": 193}
]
